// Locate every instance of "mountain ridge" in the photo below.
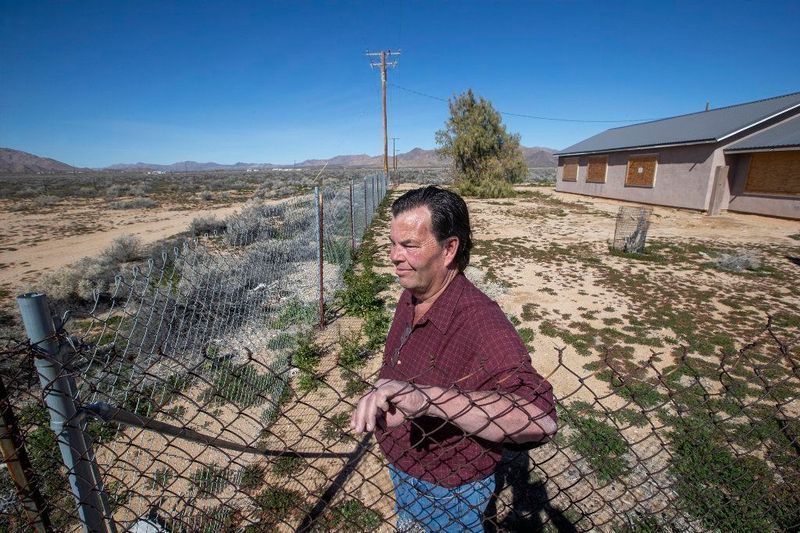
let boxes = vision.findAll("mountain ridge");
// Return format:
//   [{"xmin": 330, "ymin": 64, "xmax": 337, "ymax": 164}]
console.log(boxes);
[
  {"xmin": 0, "ymin": 147, "xmax": 84, "ymax": 173},
  {"xmin": 1, "ymin": 146, "xmax": 557, "ymax": 173}
]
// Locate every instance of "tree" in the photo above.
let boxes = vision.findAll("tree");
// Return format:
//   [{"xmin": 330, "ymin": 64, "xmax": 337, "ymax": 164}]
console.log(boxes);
[{"xmin": 435, "ymin": 89, "xmax": 527, "ymax": 197}]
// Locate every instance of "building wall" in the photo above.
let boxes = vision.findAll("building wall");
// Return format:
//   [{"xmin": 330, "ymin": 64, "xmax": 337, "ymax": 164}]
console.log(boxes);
[
  {"xmin": 555, "ymin": 144, "xmax": 717, "ymax": 210},
  {"xmin": 727, "ymin": 152, "xmax": 800, "ymax": 219}
]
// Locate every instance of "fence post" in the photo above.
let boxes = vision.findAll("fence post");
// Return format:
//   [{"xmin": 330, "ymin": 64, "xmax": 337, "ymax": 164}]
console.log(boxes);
[
  {"xmin": 16, "ymin": 293, "xmax": 115, "ymax": 533},
  {"xmin": 363, "ymin": 176, "xmax": 368, "ymax": 231},
  {"xmin": 0, "ymin": 376, "xmax": 50, "ymax": 532},
  {"xmin": 349, "ymin": 180, "xmax": 355, "ymax": 251},
  {"xmin": 314, "ymin": 187, "xmax": 325, "ymax": 329}
]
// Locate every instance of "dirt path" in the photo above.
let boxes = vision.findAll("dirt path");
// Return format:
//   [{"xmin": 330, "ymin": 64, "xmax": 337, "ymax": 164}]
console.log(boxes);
[{"xmin": 0, "ymin": 202, "xmax": 242, "ymax": 290}]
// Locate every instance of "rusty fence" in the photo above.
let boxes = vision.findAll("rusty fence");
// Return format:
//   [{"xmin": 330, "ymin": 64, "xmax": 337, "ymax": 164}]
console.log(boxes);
[{"xmin": 1, "ymin": 178, "xmax": 799, "ymax": 532}]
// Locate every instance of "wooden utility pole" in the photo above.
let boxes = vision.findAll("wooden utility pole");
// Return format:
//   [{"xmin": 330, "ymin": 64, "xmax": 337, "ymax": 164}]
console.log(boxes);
[{"xmin": 367, "ymin": 50, "xmax": 400, "ymax": 181}]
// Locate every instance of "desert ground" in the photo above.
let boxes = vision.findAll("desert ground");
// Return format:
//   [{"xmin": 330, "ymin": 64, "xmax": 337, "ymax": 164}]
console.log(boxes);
[
  {"xmin": 0, "ymin": 199, "xmax": 242, "ymax": 289},
  {"xmin": 3, "ymin": 179, "xmax": 798, "ymax": 531}
]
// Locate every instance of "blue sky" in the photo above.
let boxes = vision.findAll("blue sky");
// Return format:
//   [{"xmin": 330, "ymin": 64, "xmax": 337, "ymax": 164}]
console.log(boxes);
[{"xmin": 1, "ymin": 1, "xmax": 799, "ymax": 168}]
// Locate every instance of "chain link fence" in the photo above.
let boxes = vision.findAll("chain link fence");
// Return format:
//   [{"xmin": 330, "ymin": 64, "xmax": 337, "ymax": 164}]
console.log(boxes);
[{"xmin": 1, "ymin": 177, "xmax": 799, "ymax": 532}]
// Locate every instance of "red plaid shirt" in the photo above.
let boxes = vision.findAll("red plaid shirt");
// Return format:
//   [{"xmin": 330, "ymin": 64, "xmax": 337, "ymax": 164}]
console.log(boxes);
[{"xmin": 376, "ymin": 273, "xmax": 556, "ymax": 488}]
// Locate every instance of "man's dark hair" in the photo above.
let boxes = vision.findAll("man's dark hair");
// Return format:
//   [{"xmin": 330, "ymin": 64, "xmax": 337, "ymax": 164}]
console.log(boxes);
[{"xmin": 391, "ymin": 186, "xmax": 472, "ymax": 272}]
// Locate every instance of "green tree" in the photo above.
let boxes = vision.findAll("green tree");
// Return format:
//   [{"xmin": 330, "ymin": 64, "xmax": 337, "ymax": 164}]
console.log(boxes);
[{"xmin": 435, "ymin": 89, "xmax": 527, "ymax": 197}]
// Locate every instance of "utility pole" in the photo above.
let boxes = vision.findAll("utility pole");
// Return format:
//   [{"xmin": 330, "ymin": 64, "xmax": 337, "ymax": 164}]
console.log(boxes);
[
  {"xmin": 391, "ymin": 137, "xmax": 399, "ymax": 176},
  {"xmin": 367, "ymin": 49, "xmax": 400, "ymax": 182}
]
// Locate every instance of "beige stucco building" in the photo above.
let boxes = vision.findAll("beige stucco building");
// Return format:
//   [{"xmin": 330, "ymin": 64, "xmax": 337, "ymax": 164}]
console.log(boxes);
[{"xmin": 555, "ymin": 92, "xmax": 800, "ymax": 219}]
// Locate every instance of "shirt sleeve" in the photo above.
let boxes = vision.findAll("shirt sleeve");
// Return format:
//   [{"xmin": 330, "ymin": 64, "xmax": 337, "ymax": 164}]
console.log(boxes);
[{"xmin": 468, "ymin": 302, "xmax": 557, "ymax": 424}]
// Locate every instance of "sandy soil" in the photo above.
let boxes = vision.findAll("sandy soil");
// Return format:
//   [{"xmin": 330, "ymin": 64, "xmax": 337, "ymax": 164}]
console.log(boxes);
[
  {"xmin": 30, "ymin": 184, "xmax": 800, "ymax": 531},
  {"xmin": 0, "ymin": 200, "xmax": 243, "ymax": 291},
  {"xmin": 550, "ymin": 189, "xmax": 800, "ymax": 244}
]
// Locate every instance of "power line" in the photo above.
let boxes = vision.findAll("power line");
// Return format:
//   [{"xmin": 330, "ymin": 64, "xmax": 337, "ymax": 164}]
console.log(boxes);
[{"xmin": 389, "ymin": 82, "xmax": 660, "ymax": 124}]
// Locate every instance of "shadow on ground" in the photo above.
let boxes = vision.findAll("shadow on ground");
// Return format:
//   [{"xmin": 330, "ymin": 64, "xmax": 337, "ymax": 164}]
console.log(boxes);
[{"xmin": 485, "ymin": 450, "xmax": 579, "ymax": 532}]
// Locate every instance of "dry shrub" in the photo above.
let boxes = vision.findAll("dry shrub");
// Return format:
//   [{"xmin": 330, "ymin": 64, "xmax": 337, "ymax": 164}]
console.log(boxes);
[
  {"xmin": 32, "ymin": 194, "xmax": 60, "ymax": 207},
  {"xmin": 38, "ymin": 257, "xmax": 133, "ymax": 305},
  {"xmin": 190, "ymin": 216, "xmax": 227, "ymax": 236},
  {"xmin": 109, "ymin": 197, "xmax": 157, "ymax": 210},
  {"xmin": 103, "ymin": 235, "xmax": 145, "ymax": 264},
  {"xmin": 714, "ymin": 250, "xmax": 762, "ymax": 272}
]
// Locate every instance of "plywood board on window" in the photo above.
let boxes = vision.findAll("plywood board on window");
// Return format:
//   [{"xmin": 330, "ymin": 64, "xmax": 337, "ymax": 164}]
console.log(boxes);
[
  {"xmin": 625, "ymin": 156, "xmax": 657, "ymax": 187},
  {"xmin": 744, "ymin": 151, "xmax": 800, "ymax": 195},
  {"xmin": 562, "ymin": 158, "xmax": 578, "ymax": 182},
  {"xmin": 587, "ymin": 156, "xmax": 608, "ymax": 183}
]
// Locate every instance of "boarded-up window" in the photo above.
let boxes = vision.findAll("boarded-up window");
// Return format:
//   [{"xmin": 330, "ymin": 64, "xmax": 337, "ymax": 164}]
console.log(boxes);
[
  {"xmin": 744, "ymin": 151, "xmax": 800, "ymax": 195},
  {"xmin": 562, "ymin": 158, "xmax": 578, "ymax": 182},
  {"xmin": 625, "ymin": 155, "xmax": 658, "ymax": 187},
  {"xmin": 587, "ymin": 156, "xmax": 608, "ymax": 183}
]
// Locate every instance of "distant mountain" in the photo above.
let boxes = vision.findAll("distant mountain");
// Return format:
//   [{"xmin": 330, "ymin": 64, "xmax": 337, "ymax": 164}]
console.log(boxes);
[
  {"xmin": 293, "ymin": 146, "xmax": 555, "ymax": 168},
  {"xmin": 0, "ymin": 147, "xmax": 82, "ymax": 173},
  {"xmin": 105, "ymin": 161, "xmax": 274, "ymax": 172},
  {"xmin": 2, "ymin": 145, "xmax": 556, "ymax": 174},
  {"xmin": 521, "ymin": 146, "xmax": 557, "ymax": 167},
  {"xmin": 294, "ymin": 147, "xmax": 449, "ymax": 168}
]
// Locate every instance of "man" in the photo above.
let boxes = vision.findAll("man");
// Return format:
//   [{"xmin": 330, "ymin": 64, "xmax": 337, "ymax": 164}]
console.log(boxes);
[{"xmin": 350, "ymin": 186, "xmax": 557, "ymax": 532}]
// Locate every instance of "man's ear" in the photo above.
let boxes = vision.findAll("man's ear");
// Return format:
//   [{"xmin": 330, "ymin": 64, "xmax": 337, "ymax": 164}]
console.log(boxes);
[{"xmin": 443, "ymin": 237, "xmax": 460, "ymax": 267}]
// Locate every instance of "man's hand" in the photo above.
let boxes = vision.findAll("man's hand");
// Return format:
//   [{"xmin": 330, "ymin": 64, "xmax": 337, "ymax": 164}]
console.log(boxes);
[{"xmin": 350, "ymin": 379, "xmax": 430, "ymax": 433}]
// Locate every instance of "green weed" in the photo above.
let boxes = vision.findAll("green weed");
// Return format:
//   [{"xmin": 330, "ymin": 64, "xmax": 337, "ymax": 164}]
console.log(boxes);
[
  {"xmin": 338, "ymin": 328, "xmax": 367, "ymax": 370},
  {"xmin": 364, "ymin": 309, "xmax": 391, "ymax": 351},
  {"xmin": 611, "ymin": 408, "xmax": 649, "ymax": 428},
  {"xmin": 517, "ymin": 326, "xmax": 535, "ymax": 351},
  {"xmin": 615, "ymin": 382, "xmax": 665, "ymax": 409},
  {"xmin": 272, "ymin": 455, "xmax": 304, "ymax": 477},
  {"xmin": 271, "ymin": 298, "xmax": 319, "ymax": 329},
  {"xmin": 562, "ymin": 404, "xmax": 629, "ymax": 482},
  {"xmin": 148, "ymin": 467, "xmax": 173, "ymax": 490},
  {"xmin": 322, "ymin": 411, "xmax": 353, "ymax": 443},
  {"xmin": 292, "ymin": 334, "xmax": 324, "ymax": 373},
  {"xmin": 337, "ymin": 264, "xmax": 392, "ymax": 317},
  {"xmin": 199, "ymin": 362, "xmax": 273, "ymax": 408},
  {"xmin": 325, "ymin": 499, "xmax": 382, "ymax": 531},
  {"xmin": 239, "ymin": 463, "xmax": 265, "ymax": 492},
  {"xmin": 668, "ymin": 415, "xmax": 795, "ymax": 531},
  {"xmin": 192, "ymin": 465, "xmax": 232, "ymax": 496},
  {"xmin": 253, "ymin": 487, "xmax": 303, "ymax": 524}
]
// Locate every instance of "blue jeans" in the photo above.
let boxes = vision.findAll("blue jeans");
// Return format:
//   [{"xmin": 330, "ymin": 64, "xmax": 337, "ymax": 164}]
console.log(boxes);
[{"xmin": 388, "ymin": 463, "xmax": 496, "ymax": 532}]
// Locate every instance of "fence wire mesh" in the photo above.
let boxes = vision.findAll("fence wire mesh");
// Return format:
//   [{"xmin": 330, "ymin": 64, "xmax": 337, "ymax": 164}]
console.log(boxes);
[{"xmin": 1, "ymin": 177, "xmax": 798, "ymax": 533}]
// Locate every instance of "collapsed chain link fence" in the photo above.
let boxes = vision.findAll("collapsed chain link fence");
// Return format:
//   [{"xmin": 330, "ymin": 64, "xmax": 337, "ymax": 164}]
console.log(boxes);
[{"xmin": 1, "ymin": 176, "xmax": 798, "ymax": 532}]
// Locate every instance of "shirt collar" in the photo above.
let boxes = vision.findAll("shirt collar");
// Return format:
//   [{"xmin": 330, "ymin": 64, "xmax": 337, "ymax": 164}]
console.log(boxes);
[{"xmin": 409, "ymin": 272, "xmax": 467, "ymax": 334}]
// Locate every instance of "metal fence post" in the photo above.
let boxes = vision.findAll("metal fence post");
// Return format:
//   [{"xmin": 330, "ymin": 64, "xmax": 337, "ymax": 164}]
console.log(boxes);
[
  {"xmin": 349, "ymin": 180, "xmax": 355, "ymax": 251},
  {"xmin": 16, "ymin": 293, "xmax": 115, "ymax": 533},
  {"xmin": 363, "ymin": 176, "xmax": 368, "ymax": 230},
  {"xmin": 314, "ymin": 187, "xmax": 325, "ymax": 329},
  {"xmin": 0, "ymin": 376, "xmax": 50, "ymax": 532}
]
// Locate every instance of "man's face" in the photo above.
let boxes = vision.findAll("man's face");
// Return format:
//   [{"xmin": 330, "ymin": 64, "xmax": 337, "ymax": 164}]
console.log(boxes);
[{"xmin": 389, "ymin": 206, "xmax": 457, "ymax": 298}]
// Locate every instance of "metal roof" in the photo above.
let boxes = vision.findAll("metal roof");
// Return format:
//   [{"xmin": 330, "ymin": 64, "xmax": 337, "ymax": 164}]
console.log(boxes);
[
  {"xmin": 556, "ymin": 91, "xmax": 800, "ymax": 156},
  {"xmin": 724, "ymin": 114, "xmax": 800, "ymax": 152}
]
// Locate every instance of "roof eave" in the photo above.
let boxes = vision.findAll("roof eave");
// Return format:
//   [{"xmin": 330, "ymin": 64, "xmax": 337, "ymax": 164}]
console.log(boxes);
[
  {"xmin": 724, "ymin": 145, "xmax": 800, "ymax": 153},
  {"xmin": 556, "ymin": 139, "xmax": 716, "ymax": 158}
]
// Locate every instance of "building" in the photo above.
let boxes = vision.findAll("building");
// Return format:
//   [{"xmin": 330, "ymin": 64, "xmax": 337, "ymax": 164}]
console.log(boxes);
[{"xmin": 554, "ymin": 92, "xmax": 800, "ymax": 219}]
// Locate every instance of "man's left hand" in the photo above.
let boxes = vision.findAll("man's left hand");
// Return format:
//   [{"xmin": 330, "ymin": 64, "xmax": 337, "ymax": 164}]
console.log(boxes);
[{"xmin": 350, "ymin": 379, "xmax": 430, "ymax": 433}]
